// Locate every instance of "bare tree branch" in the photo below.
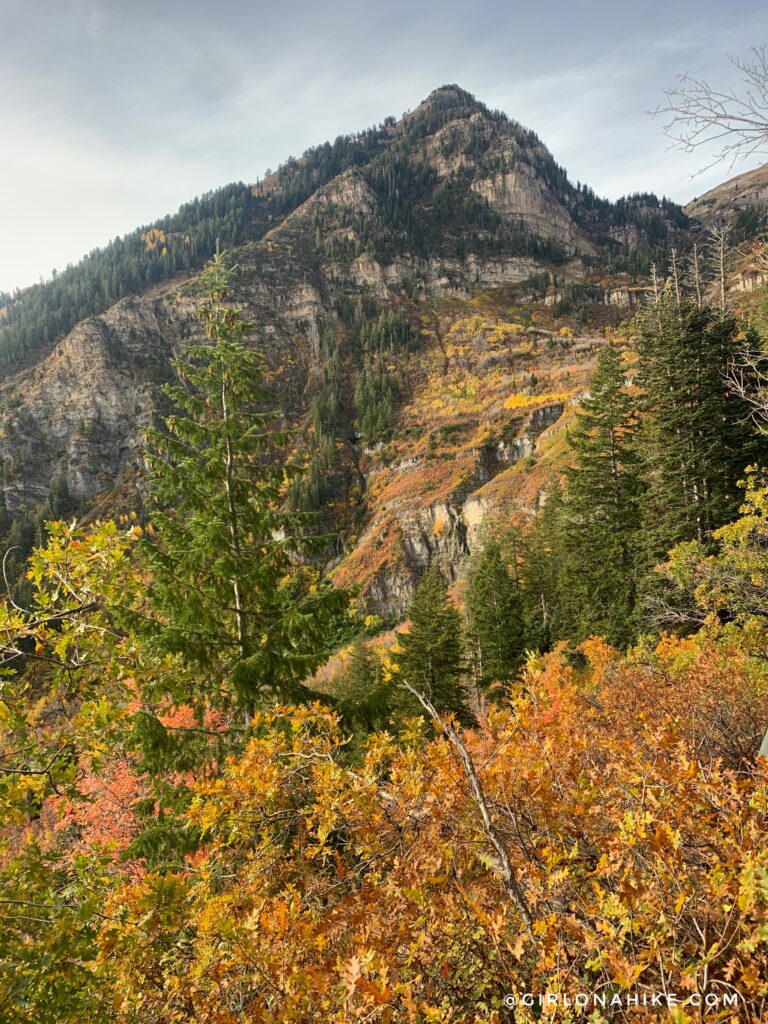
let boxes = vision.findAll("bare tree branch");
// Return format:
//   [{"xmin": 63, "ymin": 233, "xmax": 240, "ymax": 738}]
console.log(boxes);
[
  {"xmin": 727, "ymin": 345, "xmax": 768, "ymax": 427},
  {"xmin": 399, "ymin": 680, "xmax": 535, "ymax": 939},
  {"xmin": 652, "ymin": 47, "xmax": 768, "ymax": 175}
]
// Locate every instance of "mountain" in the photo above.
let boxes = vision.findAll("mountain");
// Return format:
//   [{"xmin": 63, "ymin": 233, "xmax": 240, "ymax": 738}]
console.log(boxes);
[
  {"xmin": 0, "ymin": 85, "xmax": 687, "ymax": 375},
  {"xmin": 684, "ymin": 162, "xmax": 768, "ymax": 232},
  {"xmin": 0, "ymin": 86, "xmax": 731, "ymax": 614}
]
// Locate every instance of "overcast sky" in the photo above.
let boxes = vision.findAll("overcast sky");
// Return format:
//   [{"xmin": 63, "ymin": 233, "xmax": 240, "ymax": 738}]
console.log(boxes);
[{"xmin": 1, "ymin": 0, "xmax": 767, "ymax": 293}]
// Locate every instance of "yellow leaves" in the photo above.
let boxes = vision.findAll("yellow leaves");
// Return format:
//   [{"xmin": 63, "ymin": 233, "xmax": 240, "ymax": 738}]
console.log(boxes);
[
  {"xmin": 421, "ymin": 1005, "xmax": 450, "ymax": 1023},
  {"xmin": 488, "ymin": 321, "xmax": 524, "ymax": 345},
  {"xmin": 446, "ymin": 314, "xmax": 525, "ymax": 349},
  {"xmin": 447, "ymin": 377, "xmax": 478, "ymax": 402},
  {"xmin": 380, "ymin": 654, "xmax": 399, "ymax": 683},
  {"xmin": 503, "ymin": 390, "xmax": 571, "ymax": 411},
  {"xmin": 618, "ymin": 809, "xmax": 654, "ymax": 844},
  {"xmin": 141, "ymin": 227, "xmax": 167, "ymax": 252},
  {"xmin": 532, "ymin": 914, "xmax": 556, "ymax": 938}
]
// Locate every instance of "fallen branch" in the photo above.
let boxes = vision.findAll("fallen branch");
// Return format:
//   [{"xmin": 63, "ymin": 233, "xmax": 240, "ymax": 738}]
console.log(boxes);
[{"xmin": 400, "ymin": 681, "xmax": 535, "ymax": 939}]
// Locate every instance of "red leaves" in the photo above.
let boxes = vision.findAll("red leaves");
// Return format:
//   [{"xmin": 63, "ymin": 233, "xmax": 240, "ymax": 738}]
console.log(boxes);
[{"xmin": 52, "ymin": 755, "xmax": 148, "ymax": 857}]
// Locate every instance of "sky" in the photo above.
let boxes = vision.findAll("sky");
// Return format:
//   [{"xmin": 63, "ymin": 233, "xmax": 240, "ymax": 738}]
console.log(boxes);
[{"xmin": 1, "ymin": 0, "xmax": 767, "ymax": 294}]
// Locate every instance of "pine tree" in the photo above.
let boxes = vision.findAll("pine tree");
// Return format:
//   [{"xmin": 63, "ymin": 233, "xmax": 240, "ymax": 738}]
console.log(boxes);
[
  {"xmin": 465, "ymin": 539, "xmax": 525, "ymax": 692},
  {"xmin": 556, "ymin": 344, "xmax": 643, "ymax": 646},
  {"xmin": 332, "ymin": 639, "xmax": 393, "ymax": 734},
  {"xmin": 519, "ymin": 486, "xmax": 566, "ymax": 651},
  {"xmin": 396, "ymin": 564, "xmax": 468, "ymax": 721},
  {"xmin": 635, "ymin": 293, "xmax": 767, "ymax": 560},
  {"xmin": 48, "ymin": 474, "xmax": 77, "ymax": 520},
  {"xmin": 141, "ymin": 256, "xmax": 347, "ymax": 721}
]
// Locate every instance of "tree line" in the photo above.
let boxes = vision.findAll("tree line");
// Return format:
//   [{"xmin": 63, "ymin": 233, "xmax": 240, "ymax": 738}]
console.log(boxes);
[
  {"xmin": 2, "ymin": 258, "xmax": 768, "ymax": 1018},
  {"xmin": 0, "ymin": 183, "xmax": 257, "ymax": 369}
]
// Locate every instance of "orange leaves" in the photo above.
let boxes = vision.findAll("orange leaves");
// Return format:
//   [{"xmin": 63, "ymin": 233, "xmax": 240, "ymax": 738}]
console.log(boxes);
[
  {"xmin": 51, "ymin": 754, "xmax": 148, "ymax": 860},
  {"xmin": 73, "ymin": 630, "xmax": 768, "ymax": 1021},
  {"xmin": 261, "ymin": 900, "xmax": 289, "ymax": 939},
  {"xmin": 340, "ymin": 953, "xmax": 362, "ymax": 1000},
  {"xmin": 579, "ymin": 635, "xmax": 619, "ymax": 684}
]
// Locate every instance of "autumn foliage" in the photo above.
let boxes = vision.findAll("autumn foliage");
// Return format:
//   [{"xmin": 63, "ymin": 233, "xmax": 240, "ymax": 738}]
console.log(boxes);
[
  {"xmin": 5, "ymin": 273, "xmax": 768, "ymax": 1022},
  {"xmin": 3, "ymin": 486, "xmax": 768, "ymax": 1020},
  {"xmin": 65, "ymin": 632, "xmax": 768, "ymax": 1022}
]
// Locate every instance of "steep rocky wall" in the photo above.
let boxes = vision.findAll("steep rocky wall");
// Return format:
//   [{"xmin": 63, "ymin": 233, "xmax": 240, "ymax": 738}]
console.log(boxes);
[{"xmin": 339, "ymin": 401, "xmax": 568, "ymax": 618}]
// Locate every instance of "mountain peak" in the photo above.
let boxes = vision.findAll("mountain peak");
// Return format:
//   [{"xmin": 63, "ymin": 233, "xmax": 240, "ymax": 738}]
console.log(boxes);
[
  {"xmin": 423, "ymin": 83, "xmax": 478, "ymax": 105},
  {"xmin": 410, "ymin": 84, "xmax": 486, "ymax": 119}
]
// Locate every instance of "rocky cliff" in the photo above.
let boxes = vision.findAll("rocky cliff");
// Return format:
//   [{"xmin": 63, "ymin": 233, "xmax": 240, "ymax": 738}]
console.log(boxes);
[
  {"xmin": 684, "ymin": 163, "xmax": 768, "ymax": 227},
  {"xmin": 0, "ymin": 85, "xmax": 727, "ymax": 613}
]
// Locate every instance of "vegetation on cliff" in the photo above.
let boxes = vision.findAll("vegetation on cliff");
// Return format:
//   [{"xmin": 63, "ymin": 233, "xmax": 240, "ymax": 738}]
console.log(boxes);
[
  {"xmin": 3, "ymin": 254, "xmax": 768, "ymax": 1020},
  {"xmin": 0, "ymin": 86, "xmax": 687, "ymax": 374}
]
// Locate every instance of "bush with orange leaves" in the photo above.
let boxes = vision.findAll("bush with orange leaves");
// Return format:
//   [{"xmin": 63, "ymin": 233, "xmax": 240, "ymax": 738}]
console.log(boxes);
[{"xmin": 97, "ymin": 631, "xmax": 768, "ymax": 1023}]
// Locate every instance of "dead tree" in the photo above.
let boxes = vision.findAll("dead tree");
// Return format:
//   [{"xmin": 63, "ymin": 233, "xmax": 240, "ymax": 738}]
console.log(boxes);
[
  {"xmin": 707, "ymin": 225, "xmax": 733, "ymax": 310},
  {"xmin": 653, "ymin": 47, "xmax": 768, "ymax": 173}
]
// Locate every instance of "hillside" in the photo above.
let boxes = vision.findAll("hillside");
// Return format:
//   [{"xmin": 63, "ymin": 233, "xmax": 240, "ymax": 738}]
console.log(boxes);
[
  {"xmin": 0, "ymin": 85, "xmax": 746, "ymax": 614},
  {"xmin": 7, "ymin": 70, "xmax": 768, "ymax": 1023},
  {"xmin": 0, "ymin": 86, "xmax": 684, "ymax": 375},
  {"xmin": 684, "ymin": 161, "xmax": 768, "ymax": 231}
]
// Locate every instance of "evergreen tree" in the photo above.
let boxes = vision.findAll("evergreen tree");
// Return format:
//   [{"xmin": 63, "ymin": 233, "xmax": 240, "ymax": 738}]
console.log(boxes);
[
  {"xmin": 635, "ymin": 293, "xmax": 767, "ymax": 560},
  {"xmin": 48, "ymin": 474, "xmax": 77, "ymax": 520},
  {"xmin": 332, "ymin": 639, "xmax": 393, "ymax": 735},
  {"xmin": 519, "ymin": 487, "xmax": 565, "ymax": 651},
  {"xmin": 556, "ymin": 345, "xmax": 643, "ymax": 646},
  {"xmin": 396, "ymin": 564, "xmax": 468, "ymax": 721},
  {"xmin": 140, "ymin": 256, "xmax": 346, "ymax": 721},
  {"xmin": 355, "ymin": 355, "xmax": 397, "ymax": 444},
  {"xmin": 465, "ymin": 539, "xmax": 525, "ymax": 691}
]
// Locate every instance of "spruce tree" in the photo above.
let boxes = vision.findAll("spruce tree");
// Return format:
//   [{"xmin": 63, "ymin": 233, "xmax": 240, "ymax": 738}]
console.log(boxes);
[
  {"xmin": 466, "ymin": 539, "xmax": 525, "ymax": 690},
  {"xmin": 396, "ymin": 564, "xmax": 468, "ymax": 721},
  {"xmin": 635, "ymin": 293, "xmax": 767, "ymax": 560},
  {"xmin": 519, "ymin": 486, "xmax": 566, "ymax": 651},
  {"xmin": 141, "ymin": 256, "xmax": 346, "ymax": 720},
  {"xmin": 556, "ymin": 344, "xmax": 643, "ymax": 646},
  {"xmin": 332, "ymin": 639, "xmax": 393, "ymax": 734}
]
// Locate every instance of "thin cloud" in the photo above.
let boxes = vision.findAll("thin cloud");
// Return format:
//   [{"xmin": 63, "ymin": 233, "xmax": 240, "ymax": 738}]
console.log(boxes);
[{"xmin": 1, "ymin": 0, "xmax": 766, "ymax": 292}]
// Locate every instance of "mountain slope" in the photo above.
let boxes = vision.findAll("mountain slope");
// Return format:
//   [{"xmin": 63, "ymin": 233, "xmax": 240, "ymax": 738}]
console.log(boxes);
[
  {"xmin": 685, "ymin": 162, "xmax": 768, "ymax": 231},
  {"xmin": 0, "ymin": 86, "xmax": 702, "ymax": 612},
  {"xmin": 0, "ymin": 86, "xmax": 687, "ymax": 374}
]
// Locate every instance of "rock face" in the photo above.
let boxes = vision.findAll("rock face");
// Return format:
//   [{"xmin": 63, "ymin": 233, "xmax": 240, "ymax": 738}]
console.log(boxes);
[
  {"xmin": 0, "ymin": 84, "xmax": 701, "ymax": 611},
  {"xmin": 684, "ymin": 163, "xmax": 768, "ymax": 227},
  {"xmin": 0, "ymin": 297, "xmax": 181, "ymax": 510},
  {"xmin": 355, "ymin": 400, "xmax": 567, "ymax": 618}
]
